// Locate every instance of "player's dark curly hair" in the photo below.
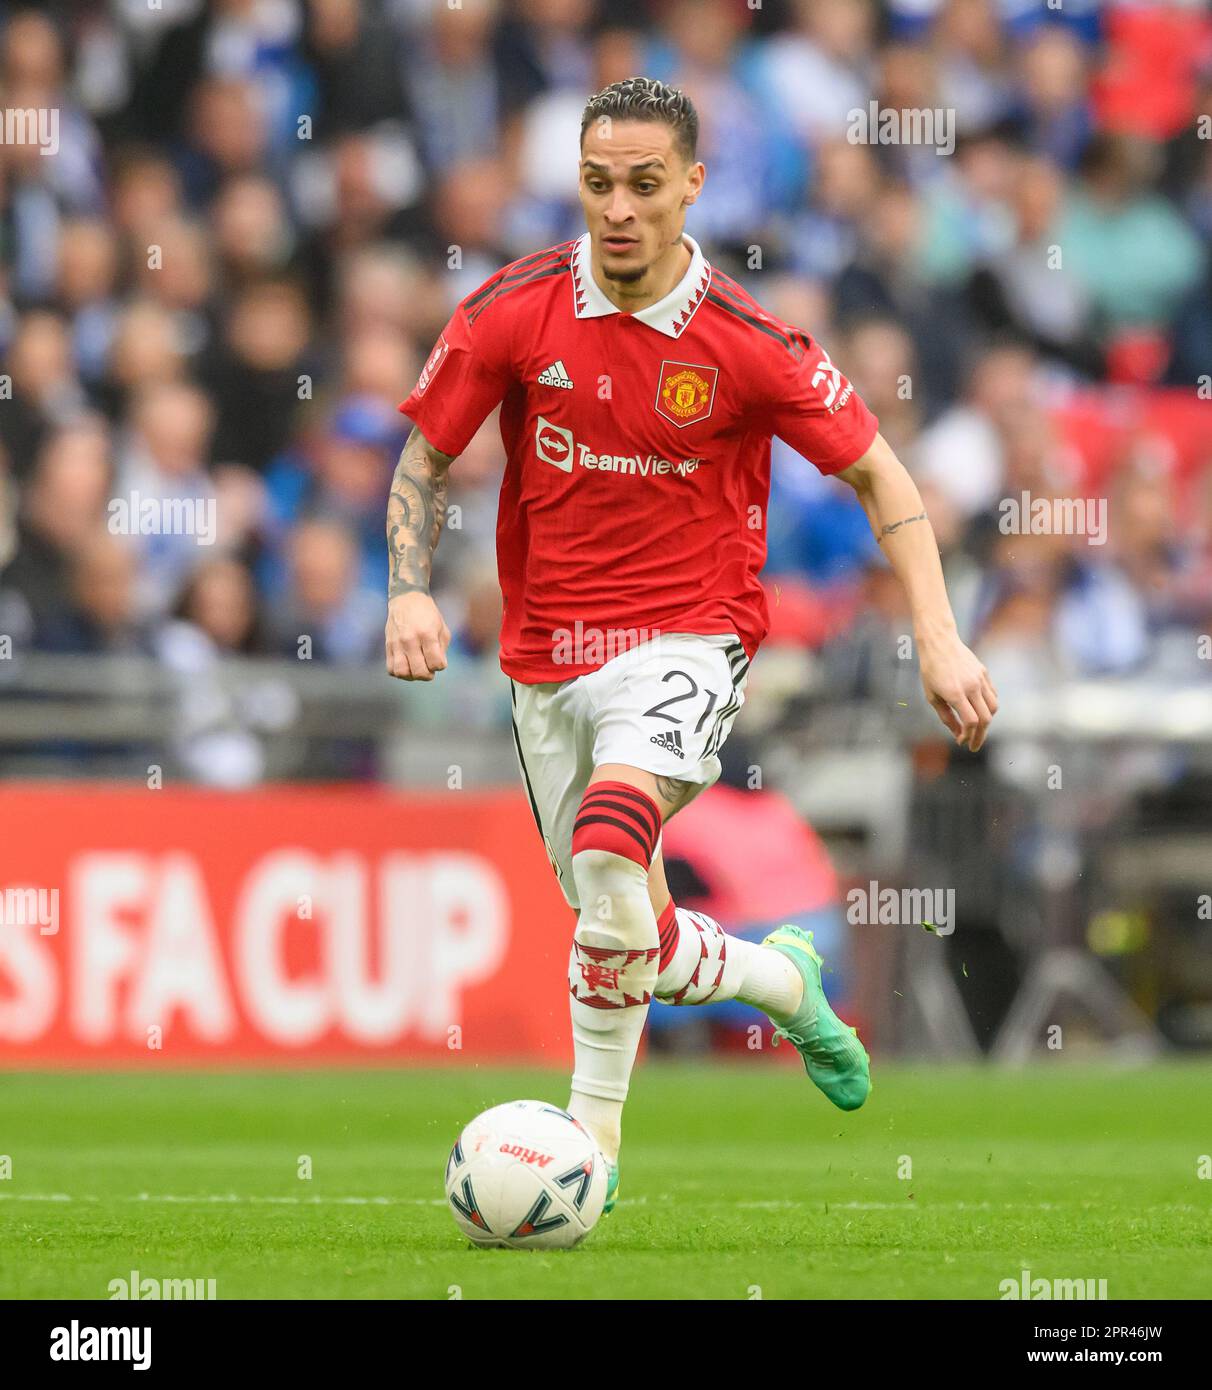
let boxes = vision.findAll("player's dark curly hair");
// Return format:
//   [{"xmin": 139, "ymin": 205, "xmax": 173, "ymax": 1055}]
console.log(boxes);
[{"xmin": 580, "ymin": 77, "xmax": 699, "ymax": 163}]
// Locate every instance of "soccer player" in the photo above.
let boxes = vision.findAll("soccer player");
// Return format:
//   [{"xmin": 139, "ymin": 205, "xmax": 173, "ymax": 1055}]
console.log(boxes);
[{"xmin": 387, "ymin": 78, "xmax": 997, "ymax": 1211}]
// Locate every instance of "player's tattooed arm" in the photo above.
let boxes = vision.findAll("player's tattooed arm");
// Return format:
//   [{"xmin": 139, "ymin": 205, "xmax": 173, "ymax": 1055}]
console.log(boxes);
[
  {"xmin": 387, "ymin": 426, "xmax": 455, "ymax": 597},
  {"xmin": 835, "ymin": 431, "xmax": 998, "ymax": 751},
  {"xmin": 385, "ymin": 427, "xmax": 455, "ymax": 681}
]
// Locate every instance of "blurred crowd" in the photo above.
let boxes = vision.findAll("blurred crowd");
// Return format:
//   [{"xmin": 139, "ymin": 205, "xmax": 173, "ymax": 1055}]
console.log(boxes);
[{"xmin": 0, "ymin": 0, "xmax": 1211, "ymax": 739}]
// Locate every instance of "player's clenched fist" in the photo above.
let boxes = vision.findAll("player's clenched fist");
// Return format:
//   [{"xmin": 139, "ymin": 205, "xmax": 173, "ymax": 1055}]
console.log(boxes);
[{"xmin": 385, "ymin": 592, "xmax": 451, "ymax": 681}]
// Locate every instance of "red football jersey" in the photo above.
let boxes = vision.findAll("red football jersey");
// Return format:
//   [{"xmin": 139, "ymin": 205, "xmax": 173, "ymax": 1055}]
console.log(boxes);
[{"xmin": 399, "ymin": 233, "xmax": 878, "ymax": 683}]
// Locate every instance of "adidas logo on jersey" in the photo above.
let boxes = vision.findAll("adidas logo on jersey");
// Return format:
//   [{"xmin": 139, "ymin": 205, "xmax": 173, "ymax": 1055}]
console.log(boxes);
[
  {"xmin": 538, "ymin": 360, "xmax": 574, "ymax": 390},
  {"xmin": 649, "ymin": 730, "xmax": 685, "ymax": 759}
]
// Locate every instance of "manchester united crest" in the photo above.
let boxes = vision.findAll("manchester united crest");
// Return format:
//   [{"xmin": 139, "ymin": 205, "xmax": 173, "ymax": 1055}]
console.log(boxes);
[{"xmin": 655, "ymin": 360, "xmax": 718, "ymax": 428}]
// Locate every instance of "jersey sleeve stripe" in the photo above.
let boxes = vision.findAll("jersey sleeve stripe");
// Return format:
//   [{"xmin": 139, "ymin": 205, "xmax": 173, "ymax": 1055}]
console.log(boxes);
[
  {"xmin": 462, "ymin": 243, "xmax": 572, "ymax": 312},
  {"xmin": 710, "ymin": 275, "xmax": 814, "ymax": 362},
  {"xmin": 705, "ymin": 290, "xmax": 805, "ymax": 359},
  {"xmin": 710, "ymin": 270, "xmax": 789, "ymax": 319},
  {"xmin": 466, "ymin": 257, "xmax": 572, "ymax": 325}
]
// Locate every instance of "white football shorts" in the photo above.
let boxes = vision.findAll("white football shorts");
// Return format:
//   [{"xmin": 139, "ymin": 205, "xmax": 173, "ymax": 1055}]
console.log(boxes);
[{"xmin": 508, "ymin": 631, "xmax": 750, "ymax": 909}]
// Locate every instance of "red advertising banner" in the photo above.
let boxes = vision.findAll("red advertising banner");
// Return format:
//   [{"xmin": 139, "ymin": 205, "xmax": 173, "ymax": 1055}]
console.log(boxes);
[{"xmin": 0, "ymin": 785, "xmax": 573, "ymax": 1065}]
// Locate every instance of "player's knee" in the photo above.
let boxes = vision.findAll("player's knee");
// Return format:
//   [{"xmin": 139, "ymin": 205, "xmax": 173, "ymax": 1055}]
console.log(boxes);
[
  {"xmin": 571, "ymin": 848, "xmax": 648, "ymax": 932},
  {"xmin": 568, "ymin": 852, "xmax": 661, "ymax": 1004},
  {"xmin": 570, "ymin": 782, "xmax": 663, "ymax": 953}
]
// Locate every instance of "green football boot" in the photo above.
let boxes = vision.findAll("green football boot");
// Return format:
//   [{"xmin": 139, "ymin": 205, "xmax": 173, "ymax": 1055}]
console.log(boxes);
[
  {"xmin": 603, "ymin": 1158, "xmax": 620, "ymax": 1216},
  {"xmin": 762, "ymin": 924, "xmax": 871, "ymax": 1112}
]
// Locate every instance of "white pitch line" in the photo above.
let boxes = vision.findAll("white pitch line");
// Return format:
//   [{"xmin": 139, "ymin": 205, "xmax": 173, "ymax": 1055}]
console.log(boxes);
[
  {"xmin": 737, "ymin": 1200, "xmax": 1208, "ymax": 1212},
  {"xmin": 736, "ymin": 1199, "xmax": 989, "ymax": 1211},
  {"xmin": 0, "ymin": 1193, "xmax": 445, "ymax": 1206},
  {"xmin": 0, "ymin": 1194, "xmax": 1205, "ymax": 1213}
]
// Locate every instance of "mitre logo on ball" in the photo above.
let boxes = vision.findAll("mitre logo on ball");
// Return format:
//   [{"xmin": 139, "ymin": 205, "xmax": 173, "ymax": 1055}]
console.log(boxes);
[{"xmin": 655, "ymin": 360, "xmax": 718, "ymax": 427}]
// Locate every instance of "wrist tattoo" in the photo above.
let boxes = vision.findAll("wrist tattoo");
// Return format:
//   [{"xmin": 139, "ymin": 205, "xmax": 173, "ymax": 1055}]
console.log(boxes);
[{"xmin": 879, "ymin": 509, "xmax": 927, "ymax": 543}]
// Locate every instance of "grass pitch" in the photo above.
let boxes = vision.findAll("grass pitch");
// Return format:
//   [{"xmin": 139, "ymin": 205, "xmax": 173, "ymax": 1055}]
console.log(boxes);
[{"xmin": 1, "ymin": 1062, "xmax": 1209, "ymax": 1300}]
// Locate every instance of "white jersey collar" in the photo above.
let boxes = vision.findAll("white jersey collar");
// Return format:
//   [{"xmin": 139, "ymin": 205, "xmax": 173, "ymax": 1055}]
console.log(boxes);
[{"xmin": 571, "ymin": 231, "xmax": 711, "ymax": 339}]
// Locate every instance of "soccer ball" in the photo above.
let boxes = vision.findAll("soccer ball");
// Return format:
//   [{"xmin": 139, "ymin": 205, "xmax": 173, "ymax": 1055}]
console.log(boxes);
[{"xmin": 444, "ymin": 1100, "xmax": 608, "ymax": 1249}]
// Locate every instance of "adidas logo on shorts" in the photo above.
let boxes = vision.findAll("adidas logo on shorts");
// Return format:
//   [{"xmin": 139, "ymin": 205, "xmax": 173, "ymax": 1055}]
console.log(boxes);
[
  {"xmin": 649, "ymin": 729, "xmax": 684, "ymax": 759},
  {"xmin": 538, "ymin": 360, "xmax": 574, "ymax": 390}
]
